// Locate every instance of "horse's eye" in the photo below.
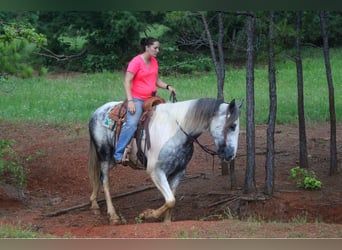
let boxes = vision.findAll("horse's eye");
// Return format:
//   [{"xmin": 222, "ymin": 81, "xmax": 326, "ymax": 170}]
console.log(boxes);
[{"xmin": 230, "ymin": 124, "xmax": 236, "ymax": 131}]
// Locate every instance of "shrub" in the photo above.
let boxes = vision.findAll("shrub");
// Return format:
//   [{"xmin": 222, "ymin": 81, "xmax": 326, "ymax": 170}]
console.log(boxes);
[
  {"xmin": 289, "ymin": 166, "xmax": 322, "ymax": 190},
  {"xmin": 39, "ymin": 66, "xmax": 48, "ymax": 76},
  {"xmin": 159, "ymin": 48, "xmax": 213, "ymax": 75},
  {"xmin": 0, "ymin": 139, "xmax": 28, "ymax": 189}
]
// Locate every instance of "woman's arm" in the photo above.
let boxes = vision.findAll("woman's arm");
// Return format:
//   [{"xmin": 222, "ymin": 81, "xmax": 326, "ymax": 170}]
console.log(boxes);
[
  {"xmin": 156, "ymin": 78, "xmax": 176, "ymax": 94},
  {"xmin": 124, "ymin": 72, "xmax": 136, "ymax": 114}
]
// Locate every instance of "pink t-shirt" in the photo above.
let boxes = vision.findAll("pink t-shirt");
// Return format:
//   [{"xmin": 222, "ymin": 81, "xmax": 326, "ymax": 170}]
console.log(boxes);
[{"xmin": 127, "ymin": 55, "xmax": 158, "ymax": 100}]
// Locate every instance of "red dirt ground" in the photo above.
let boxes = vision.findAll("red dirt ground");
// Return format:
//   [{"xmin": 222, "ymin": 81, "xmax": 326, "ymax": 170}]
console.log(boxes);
[{"xmin": 0, "ymin": 121, "xmax": 341, "ymax": 238}]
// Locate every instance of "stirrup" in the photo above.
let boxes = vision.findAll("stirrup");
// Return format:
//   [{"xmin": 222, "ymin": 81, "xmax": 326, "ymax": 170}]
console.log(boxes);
[{"xmin": 122, "ymin": 144, "xmax": 132, "ymax": 165}]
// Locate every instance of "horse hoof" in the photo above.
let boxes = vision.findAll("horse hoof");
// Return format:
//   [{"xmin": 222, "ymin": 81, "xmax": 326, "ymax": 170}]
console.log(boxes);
[
  {"xmin": 109, "ymin": 217, "xmax": 121, "ymax": 225},
  {"xmin": 91, "ymin": 208, "xmax": 101, "ymax": 215},
  {"xmin": 139, "ymin": 209, "xmax": 155, "ymax": 219},
  {"xmin": 163, "ymin": 217, "xmax": 172, "ymax": 224},
  {"xmin": 108, "ymin": 213, "xmax": 122, "ymax": 225},
  {"xmin": 109, "ymin": 219, "xmax": 121, "ymax": 225}
]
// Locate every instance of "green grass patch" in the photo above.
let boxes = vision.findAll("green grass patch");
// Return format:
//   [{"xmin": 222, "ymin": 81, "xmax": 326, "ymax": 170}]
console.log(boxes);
[
  {"xmin": 0, "ymin": 223, "xmax": 56, "ymax": 238},
  {"xmin": 0, "ymin": 72, "xmax": 124, "ymax": 124},
  {"xmin": 0, "ymin": 48, "xmax": 341, "ymax": 125}
]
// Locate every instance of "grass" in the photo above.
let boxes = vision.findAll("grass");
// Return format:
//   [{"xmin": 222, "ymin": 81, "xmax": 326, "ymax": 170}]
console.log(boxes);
[
  {"xmin": 0, "ymin": 73, "xmax": 121, "ymax": 124},
  {"xmin": 0, "ymin": 223, "xmax": 55, "ymax": 238},
  {"xmin": 0, "ymin": 48, "xmax": 341, "ymax": 126}
]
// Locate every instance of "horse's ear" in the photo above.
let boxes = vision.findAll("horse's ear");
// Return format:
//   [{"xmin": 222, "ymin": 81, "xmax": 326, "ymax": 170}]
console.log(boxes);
[
  {"xmin": 236, "ymin": 99, "xmax": 244, "ymax": 109},
  {"xmin": 228, "ymin": 99, "xmax": 236, "ymax": 110},
  {"xmin": 228, "ymin": 99, "xmax": 243, "ymax": 112}
]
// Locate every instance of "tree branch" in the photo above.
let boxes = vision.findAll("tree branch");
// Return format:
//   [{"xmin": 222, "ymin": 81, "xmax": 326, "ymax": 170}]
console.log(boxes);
[
  {"xmin": 34, "ymin": 47, "xmax": 88, "ymax": 61},
  {"xmin": 44, "ymin": 185, "xmax": 155, "ymax": 217}
]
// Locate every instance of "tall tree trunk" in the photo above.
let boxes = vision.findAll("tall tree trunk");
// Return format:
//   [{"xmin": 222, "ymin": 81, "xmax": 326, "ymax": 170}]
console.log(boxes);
[
  {"xmin": 200, "ymin": 12, "xmax": 225, "ymax": 102},
  {"xmin": 264, "ymin": 11, "xmax": 277, "ymax": 195},
  {"xmin": 295, "ymin": 11, "xmax": 309, "ymax": 169},
  {"xmin": 320, "ymin": 11, "xmax": 338, "ymax": 176},
  {"xmin": 217, "ymin": 12, "xmax": 225, "ymax": 102},
  {"xmin": 216, "ymin": 12, "xmax": 235, "ymax": 181},
  {"xmin": 201, "ymin": 12, "xmax": 235, "ymax": 182},
  {"xmin": 244, "ymin": 12, "xmax": 257, "ymax": 194}
]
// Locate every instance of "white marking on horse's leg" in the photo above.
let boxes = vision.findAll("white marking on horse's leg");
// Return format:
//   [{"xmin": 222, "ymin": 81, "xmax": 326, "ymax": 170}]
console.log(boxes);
[
  {"xmin": 89, "ymin": 162, "xmax": 101, "ymax": 214},
  {"xmin": 163, "ymin": 189, "xmax": 176, "ymax": 223},
  {"xmin": 139, "ymin": 170, "xmax": 176, "ymax": 220},
  {"xmin": 90, "ymin": 184, "xmax": 100, "ymax": 214},
  {"xmin": 163, "ymin": 209, "xmax": 172, "ymax": 223},
  {"xmin": 101, "ymin": 162, "xmax": 120, "ymax": 224},
  {"xmin": 102, "ymin": 182, "xmax": 120, "ymax": 224}
]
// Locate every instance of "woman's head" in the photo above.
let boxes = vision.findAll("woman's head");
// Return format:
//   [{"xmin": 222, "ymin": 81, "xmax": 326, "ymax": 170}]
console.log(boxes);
[{"xmin": 140, "ymin": 37, "xmax": 160, "ymax": 57}]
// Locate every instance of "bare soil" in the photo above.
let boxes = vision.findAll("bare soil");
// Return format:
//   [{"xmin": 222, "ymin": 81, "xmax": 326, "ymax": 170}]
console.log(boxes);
[{"xmin": 0, "ymin": 121, "xmax": 341, "ymax": 238}]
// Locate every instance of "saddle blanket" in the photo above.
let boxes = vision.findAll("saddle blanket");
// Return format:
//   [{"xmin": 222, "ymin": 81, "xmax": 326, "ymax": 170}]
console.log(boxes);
[{"xmin": 103, "ymin": 114, "xmax": 116, "ymax": 130}]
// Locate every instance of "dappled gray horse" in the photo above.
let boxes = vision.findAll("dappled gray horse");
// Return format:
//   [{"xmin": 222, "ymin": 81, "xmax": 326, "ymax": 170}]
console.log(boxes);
[{"xmin": 88, "ymin": 98, "xmax": 242, "ymax": 224}]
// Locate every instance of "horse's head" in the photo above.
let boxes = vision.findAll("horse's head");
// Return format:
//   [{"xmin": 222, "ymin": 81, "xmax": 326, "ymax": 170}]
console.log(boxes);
[{"xmin": 210, "ymin": 99, "xmax": 243, "ymax": 162}]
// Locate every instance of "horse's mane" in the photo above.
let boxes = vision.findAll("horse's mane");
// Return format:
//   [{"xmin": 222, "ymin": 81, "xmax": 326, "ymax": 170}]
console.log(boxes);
[{"xmin": 159, "ymin": 98, "xmax": 222, "ymax": 136}]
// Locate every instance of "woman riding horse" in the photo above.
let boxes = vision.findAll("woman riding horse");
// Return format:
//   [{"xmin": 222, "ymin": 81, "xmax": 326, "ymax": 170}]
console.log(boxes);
[{"xmin": 114, "ymin": 37, "xmax": 176, "ymax": 165}]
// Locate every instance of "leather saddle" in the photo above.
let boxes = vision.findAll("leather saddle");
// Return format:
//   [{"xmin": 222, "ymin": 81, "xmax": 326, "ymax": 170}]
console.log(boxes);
[{"xmin": 108, "ymin": 96, "xmax": 165, "ymax": 169}]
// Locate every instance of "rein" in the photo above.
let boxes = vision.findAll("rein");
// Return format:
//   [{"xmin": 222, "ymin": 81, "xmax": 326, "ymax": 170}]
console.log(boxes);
[
  {"xmin": 175, "ymin": 102, "xmax": 233, "ymax": 171},
  {"xmin": 176, "ymin": 120, "xmax": 218, "ymax": 170},
  {"xmin": 223, "ymin": 104, "xmax": 231, "ymax": 144},
  {"xmin": 176, "ymin": 120, "xmax": 218, "ymax": 156},
  {"xmin": 169, "ymin": 92, "xmax": 177, "ymax": 103}
]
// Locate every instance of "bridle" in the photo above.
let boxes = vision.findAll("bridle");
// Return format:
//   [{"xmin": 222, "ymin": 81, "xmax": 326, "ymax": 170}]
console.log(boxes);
[
  {"xmin": 223, "ymin": 103, "xmax": 237, "ymax": 144},
  {"xmin": 176, "ymin": 102, "xmax": 236, "ymax": 168},
  {"xmin": 176, "ymin": 120, "xmax": 218, "ymax": 157}
]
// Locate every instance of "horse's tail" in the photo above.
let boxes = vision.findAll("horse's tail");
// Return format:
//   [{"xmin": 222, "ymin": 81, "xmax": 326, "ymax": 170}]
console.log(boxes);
[{"xmin": 88, "ymin": 136, "xmax": 101, "ymax": 192}]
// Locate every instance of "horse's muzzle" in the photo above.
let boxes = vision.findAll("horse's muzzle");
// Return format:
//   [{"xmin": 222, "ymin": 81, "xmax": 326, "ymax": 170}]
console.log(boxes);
[{"xmin": 221, "ymin": 146, "xmax": 236, "ymax": 162}]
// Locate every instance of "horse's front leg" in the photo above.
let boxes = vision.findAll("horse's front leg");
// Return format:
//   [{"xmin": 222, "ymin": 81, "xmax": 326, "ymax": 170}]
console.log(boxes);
[
  {"xmin": 162, "ymin": 172, "xmax": 184, "ymax": 222},
  {"xmin": 139, "ymin": 200, "xmax": 175, "ymax": 221},
  {"xmin": 163, "ymin": 207, "xmax": 172, "ymax": 223},
  {"xmin": 139, "ymin": 170, "xmax": 176, "ymax": 222},
  {"xmin": 101, "ymin": 163, "xmax": 120, "ymax": 224}
]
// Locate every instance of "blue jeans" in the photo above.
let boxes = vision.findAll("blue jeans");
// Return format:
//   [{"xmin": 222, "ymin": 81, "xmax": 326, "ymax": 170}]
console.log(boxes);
[{"xmin": 114, "ymin": 98, "xmax": 144, "ymax": 161}]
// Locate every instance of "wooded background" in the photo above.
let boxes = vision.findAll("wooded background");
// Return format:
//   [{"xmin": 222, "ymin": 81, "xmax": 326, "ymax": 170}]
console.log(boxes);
[{"xmin": 1, "ymin": 11, "xmax": 341, "ymax": 76}]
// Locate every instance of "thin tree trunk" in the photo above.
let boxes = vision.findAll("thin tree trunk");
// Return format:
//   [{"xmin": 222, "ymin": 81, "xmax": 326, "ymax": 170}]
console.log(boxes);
[
  {"xmin": 217, "ymin": 13, "xmax": 235, "ymax": 180},
  {"xmin": 200, "ymin": 12, "xmax": 225, "ymax": 102},
  {"xmin": 217, "ymin": 11, "xmax": 225, "ymax": 102},
  {"xmin": 265, "ymin": 11, "xmax": 277, "ymax": 195},
  {"xmin": 320, "ymin": 10, "xmax": 338, "ymax": 175},
  {"xmin": 295, "ymin": 11, "xmax": 309, "ymax": 169},
  {"xmin": 230, "ymin": 159, "xmax": 237, "ymax": 189},
  {"xmin": 201, "ymin": 12, "xmax": 234, "ymax": 180},
  {"xmin": 244, "ymin": 12, "xmax": 256, "ymax": 194}
]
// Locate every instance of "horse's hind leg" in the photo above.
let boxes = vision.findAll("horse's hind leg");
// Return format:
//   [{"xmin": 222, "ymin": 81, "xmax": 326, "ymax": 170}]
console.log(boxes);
[
  {"xmin": 103, "ymin": 182, "xmax": 120, "ymax": 224},
  {"xmin": 88, "ymin": 140, "xmax": 101, "ymax": 214},
  {"xmin": 90, "ymin": 179, "xmax": 100, "ymax": 214},
  {"xmin": 101, "ymin": 162, "xmax": 121, "ymax": 224}
]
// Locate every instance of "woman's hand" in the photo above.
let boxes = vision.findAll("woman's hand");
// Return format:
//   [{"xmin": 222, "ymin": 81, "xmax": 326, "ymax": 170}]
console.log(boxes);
[
  {"xmin": 127, "ymin": 100, "xmax": 135, "ymax": 114},
  {"xmin": 167, "ymin": 85, "xmax": 176, "ymax": 95}
]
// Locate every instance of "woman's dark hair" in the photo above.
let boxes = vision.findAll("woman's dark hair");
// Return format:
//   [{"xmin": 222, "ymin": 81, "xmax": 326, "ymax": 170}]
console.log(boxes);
[{"xmin": 140, "ymin": 37, "xmax": 159, "ymax": 52}]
